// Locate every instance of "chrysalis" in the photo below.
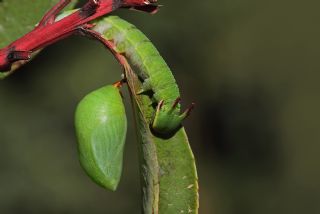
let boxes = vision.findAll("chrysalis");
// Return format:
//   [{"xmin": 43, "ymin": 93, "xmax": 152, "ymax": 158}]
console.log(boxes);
[{"xmin": 75, "ymin": 84, "xmax": 127, "ymax": 191}]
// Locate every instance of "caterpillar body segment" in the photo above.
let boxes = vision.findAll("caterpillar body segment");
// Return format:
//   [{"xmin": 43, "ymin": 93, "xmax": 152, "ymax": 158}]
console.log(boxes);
[{"xmin": 92, "ymin": 16, "xmax": 193, "ymax": 134}]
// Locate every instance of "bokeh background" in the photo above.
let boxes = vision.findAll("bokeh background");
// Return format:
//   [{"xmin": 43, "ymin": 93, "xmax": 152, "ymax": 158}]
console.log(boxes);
[{"xmin": 0, "ymin": 0, "xmax": 319, "ymax": 213}]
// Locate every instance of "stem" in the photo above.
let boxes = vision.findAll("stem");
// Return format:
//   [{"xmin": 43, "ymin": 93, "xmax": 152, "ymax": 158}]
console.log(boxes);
[{"xmin": 0, "ymin": 0, "xmax": 157, "ymax": 74}]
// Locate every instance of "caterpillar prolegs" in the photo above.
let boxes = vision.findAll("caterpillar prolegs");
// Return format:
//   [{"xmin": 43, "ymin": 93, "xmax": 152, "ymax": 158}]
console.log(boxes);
[{"xmin": 84, "ymin": 16, "xmax": 194, "ymax": 135}]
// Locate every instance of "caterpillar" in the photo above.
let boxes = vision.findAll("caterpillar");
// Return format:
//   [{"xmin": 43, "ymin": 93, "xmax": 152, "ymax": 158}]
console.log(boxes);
[
  {"xmin": 74, "ymin": 82, "xmax": 127, "ymax": 191},
  {"xmin": 85, "ymin": 16, "xmax": 194, "ymax": 135}
]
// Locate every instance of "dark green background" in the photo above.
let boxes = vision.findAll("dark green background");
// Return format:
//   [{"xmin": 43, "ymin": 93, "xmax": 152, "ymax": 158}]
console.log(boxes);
[{"xmin": 0, "ymin": 0, "xmax": 319, "ymax": 213}]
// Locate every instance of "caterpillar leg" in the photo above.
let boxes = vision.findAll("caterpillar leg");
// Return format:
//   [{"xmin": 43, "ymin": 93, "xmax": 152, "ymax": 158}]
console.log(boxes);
[
  {"xmin": 137, "ymin": 79, "xmax": 152, "ymax": 94},
  {"xmin": 152, "ymin": 98, "xmax": 195, "ymax": 135}
]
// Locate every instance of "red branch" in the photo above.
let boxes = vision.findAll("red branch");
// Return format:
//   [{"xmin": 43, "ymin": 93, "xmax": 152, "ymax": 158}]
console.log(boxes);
[{"xmin": 0, "ymin": 0, "xmax": 158, "ymax": 71}]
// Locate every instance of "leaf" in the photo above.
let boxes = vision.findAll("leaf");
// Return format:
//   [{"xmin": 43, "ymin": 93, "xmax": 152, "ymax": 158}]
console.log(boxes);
[
  {"xmin": 0, "ymin": 0, "xmax": 77, "ymax": 47},
  {"xmin": 125, "ymin": 65, "xmax": 199, "ymax": 214},
  {"xmin": 0, "ymin": 0, "xmax": 77, "ymax": 79}
]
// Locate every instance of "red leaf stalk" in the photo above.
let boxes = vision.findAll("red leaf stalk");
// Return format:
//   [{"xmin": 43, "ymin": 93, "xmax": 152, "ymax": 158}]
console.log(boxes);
[{"xmin": 0, "ymin": 0, "xmax": 157, "ymax": 72}]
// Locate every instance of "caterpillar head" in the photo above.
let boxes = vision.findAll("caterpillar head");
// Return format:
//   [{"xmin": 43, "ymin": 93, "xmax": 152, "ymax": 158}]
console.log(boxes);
[{"xmin": 152, "ymin": 98, "xmax": 195, "ymax": 136}]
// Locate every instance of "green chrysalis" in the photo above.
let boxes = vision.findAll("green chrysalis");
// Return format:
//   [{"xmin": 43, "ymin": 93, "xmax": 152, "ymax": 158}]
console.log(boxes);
[
  {"xmin": 93, "ymin": 16, "xmax": 194, "ymax": 135},
  {"xmin": 75, "ymin": 83, "xmax": 127, "ymax": 191}
]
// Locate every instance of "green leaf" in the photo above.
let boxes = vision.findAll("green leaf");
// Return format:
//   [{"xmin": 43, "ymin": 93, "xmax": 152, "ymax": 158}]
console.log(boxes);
[{"xmin": 125, "ymin": 66, "xmax": 199, "ymax": 214}]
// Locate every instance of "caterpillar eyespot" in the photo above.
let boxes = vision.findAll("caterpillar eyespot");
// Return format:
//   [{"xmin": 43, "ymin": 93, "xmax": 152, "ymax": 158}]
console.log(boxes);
[
  {"xmin": 92, "ymin": 16, "xmax": 194, "ymax": 135},
  {"xmin": 74, "ymin": 84, "xmax": 127, "ymax": 191}
]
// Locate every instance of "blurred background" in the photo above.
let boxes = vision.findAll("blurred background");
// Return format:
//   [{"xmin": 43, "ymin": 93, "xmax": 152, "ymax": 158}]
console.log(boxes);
[{"xmin": 1, "ymin": 0, "xmax": 320, "ymax": 213}]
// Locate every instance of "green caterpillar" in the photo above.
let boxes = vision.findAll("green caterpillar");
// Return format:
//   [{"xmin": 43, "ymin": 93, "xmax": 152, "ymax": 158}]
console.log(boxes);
[
  {"xmin": 75, "ymin": 83, "xmax": 127, "ymax": 191},
  {"xmin": 92, "ymin": 16, "xmax": 193, "ymax": 135}
]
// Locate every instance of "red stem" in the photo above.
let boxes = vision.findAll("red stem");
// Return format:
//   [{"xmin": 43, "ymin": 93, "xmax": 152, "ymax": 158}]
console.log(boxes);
[{"xmin": 0, "ymin": 0, "xmax": 158, "ymax": 72}]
